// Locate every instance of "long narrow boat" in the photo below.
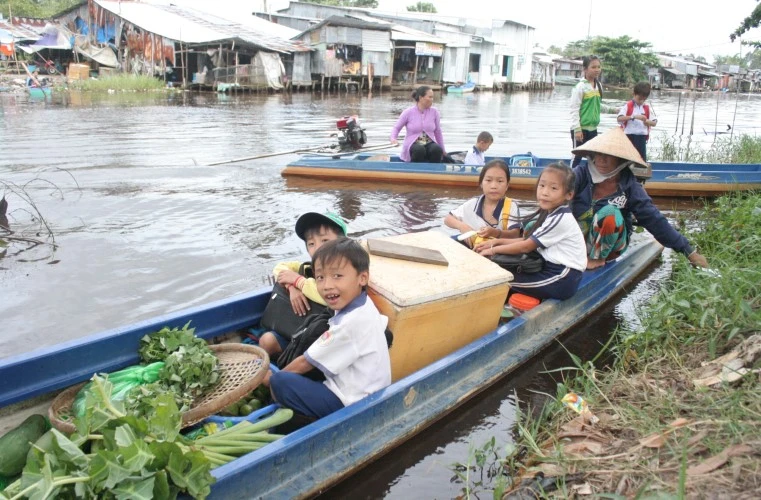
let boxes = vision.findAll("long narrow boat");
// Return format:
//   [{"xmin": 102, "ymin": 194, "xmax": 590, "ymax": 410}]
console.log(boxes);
[
  {"xmin": 0, "ymin": 236, "xmax": 662, "ymax": 498},
  {"xmin": 283, "ymin": 152, "xmax": 761, "ymax": 197}
]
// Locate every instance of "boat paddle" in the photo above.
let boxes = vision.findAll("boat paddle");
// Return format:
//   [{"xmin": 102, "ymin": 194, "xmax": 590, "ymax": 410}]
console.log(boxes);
[{"xmin": 206, "ymin": 144, "xmax": 334, "ymax": 166}]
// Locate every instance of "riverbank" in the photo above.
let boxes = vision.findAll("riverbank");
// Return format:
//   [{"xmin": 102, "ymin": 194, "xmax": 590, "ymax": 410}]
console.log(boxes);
[{"xmin": 496, "ymin": 194, "xmax": 761, "ymax": 497}]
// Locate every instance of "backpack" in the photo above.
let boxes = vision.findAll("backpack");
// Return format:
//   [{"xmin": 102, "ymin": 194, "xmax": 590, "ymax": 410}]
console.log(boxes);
[
  {"xmin": 490, "ymin": 250, "xmax": 545, "ymax": 274},
  {"xmin": 276, "ymin": 308, "xmax": 394, "ymax": 382},
  {"xmin": 621, "ymin": 99, "xmax": 651, "ymax": 141},
  {"xmin": 260, "ymin": 263, "xmax": 328, "ymax": 340}
]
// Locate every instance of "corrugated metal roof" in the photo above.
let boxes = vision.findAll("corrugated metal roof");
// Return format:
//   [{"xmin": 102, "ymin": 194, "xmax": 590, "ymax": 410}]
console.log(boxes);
[
  {"xmin": 94, "ymin": 0, "xmax": 309, "ymax": 53},
  {"xmin": 390, "ymin": 24, "xmax": 447, "ymax": 44},
  {"xmin": 297, "ymin": 15, "xmax": 391, "ymax": 37},
  {"xmin": 0, "ymin": 19, "xmax": 43, "ymax": 41},
  {"xmin": 662, "ymin": 67, "xmax": 686, "ymax": 76}
]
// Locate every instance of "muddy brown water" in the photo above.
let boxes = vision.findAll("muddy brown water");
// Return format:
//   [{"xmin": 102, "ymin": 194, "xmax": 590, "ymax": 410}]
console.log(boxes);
[{"xmin": 1, "ymin": 86, "xmax": 759, "ymax": 497}]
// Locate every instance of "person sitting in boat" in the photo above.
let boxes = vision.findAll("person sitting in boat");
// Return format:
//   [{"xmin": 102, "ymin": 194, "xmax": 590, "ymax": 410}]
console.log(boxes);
[
  {"xmin": 475, "ymin": 163, "xmax": 587, "ymax": 300},
  {"xmin": 463, "ymin": 131, "xmax": 493, "ymax": 166},
  {"xmin": 445, "ymin": 159, "xmax": 522, "ymax": 247},
  {"xmin": 258, "ymin": 212, "xmax": 347, "ymax": 357},
  {"xmin": 570, "ymin": 127, "xmax": 708, "ymax": 269},
  {"xmin": 390, "ymin": 85, "xmax": 447, "ymax": 163},
  {"xmin": 268, "ymin": 238, "xmax": 392, "ymax": 418}
]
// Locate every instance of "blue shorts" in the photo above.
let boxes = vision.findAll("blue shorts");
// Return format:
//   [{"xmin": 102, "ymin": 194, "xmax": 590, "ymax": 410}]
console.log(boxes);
[
  {"xmin": 270, "ymin": 371, "xmax": 344, "ymax": 419},
  {"xmin": 510, "ymin": 261, "xmax": 583, "ymax": 300},
  {"xmin": 270, "ymin": 331, "xmax": 289, "ymax": 351}
]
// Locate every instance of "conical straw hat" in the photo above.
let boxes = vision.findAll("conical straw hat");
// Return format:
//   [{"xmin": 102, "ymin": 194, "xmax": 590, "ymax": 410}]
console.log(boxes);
[{"xmin": 571, "ymin": 127, "xmax": 647, "ymax": 167}]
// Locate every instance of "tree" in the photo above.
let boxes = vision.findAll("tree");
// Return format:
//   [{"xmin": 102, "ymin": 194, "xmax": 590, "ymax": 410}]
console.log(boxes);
[
  {"xmin": 713, "ymin": 54, "xmax": 746, "ymax": 68},
  {"xmin": 547, "ymin": 45, "xmax": 564, "ymax": 56},
  {"xmin": 730, "ymin": 2, "xmax": 761, "ymax": 41},
  {"xmin": 744, "ymin": 48, "xmax": 761, "ymax": 69},
  {"xmin": 407, "ymin": 2, "xmax": 437, "ymax": 12},
  {"xmin": 1, "ymin": 0, "xmax": 81, "ymax": 18},
  {"xmin": 305, "ymin": 0, "xmax": 379, "ymax": 7},
  {"xmin": 587, "ymin": 36, "xmax": 660, "ymax": 85},
  {"xmin": 562, "ymin": 39, "xmax": 592, "ymax": 59}
]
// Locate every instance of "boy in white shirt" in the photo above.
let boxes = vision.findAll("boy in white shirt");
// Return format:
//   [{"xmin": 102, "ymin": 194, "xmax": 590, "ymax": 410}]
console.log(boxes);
[
  {"xmin": 463, "ymin": 131, "xmax": 493, "ymax": 166},
  {"xmin": 268, "ymin": 238, "xmax": 391, "ymax": 418},
  {"xmin": 617, "ymin": 81, "xmax": 657, "ymax": 161}
]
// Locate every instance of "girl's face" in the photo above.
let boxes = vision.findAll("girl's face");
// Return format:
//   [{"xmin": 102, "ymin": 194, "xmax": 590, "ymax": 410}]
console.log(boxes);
[
  {"xmin": 585, "ymin": 59, "xmax": 601, "ymax": 80},
  {"xmin": 418, "ymin": 90, "xmax": 434, "ymax": 108},
  {"xmin": 536, "ymin": 169, "xmax": 572, "ymax": 211},
  {"xmin": 480, "ymin": 166, "xmax": 509, "ymax": 201}
]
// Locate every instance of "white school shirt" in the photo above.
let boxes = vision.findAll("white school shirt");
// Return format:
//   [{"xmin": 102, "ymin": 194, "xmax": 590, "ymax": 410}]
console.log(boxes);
[
  {"xmin": 463, "ymin": 146, "xmax": 485, "ymax": 166},
  {"xmin": 528, "ymin": 206, "xmax": 587, "ymax": 271},
  {"xmin": 304, "ymin": 293, "xmax": 391, "ymax": 406},
  {"xmin": 450, "ymin": 195, "xmax": 522, "ymax": 232},
  {"xmin": 617, "ymin": 101, "xmax": 657, "ymax": 136}
]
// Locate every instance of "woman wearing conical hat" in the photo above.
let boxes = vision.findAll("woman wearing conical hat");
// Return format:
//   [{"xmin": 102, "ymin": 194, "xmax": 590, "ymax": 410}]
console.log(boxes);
[{"xmin": 570, "ymin": 128, "xmax": 708, "ymax": 270}]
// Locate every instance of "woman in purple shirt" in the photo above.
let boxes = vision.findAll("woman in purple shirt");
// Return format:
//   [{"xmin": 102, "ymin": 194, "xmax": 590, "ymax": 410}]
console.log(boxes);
[{"xmin": 390, "ymin": 86, "xmax": 446, "ymax": 163}]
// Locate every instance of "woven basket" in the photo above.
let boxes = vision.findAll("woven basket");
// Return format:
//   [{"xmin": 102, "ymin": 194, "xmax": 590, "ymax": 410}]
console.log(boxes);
[{"xmin": 49, "ymin": 344, "xmax": 270, "ymax": 433}]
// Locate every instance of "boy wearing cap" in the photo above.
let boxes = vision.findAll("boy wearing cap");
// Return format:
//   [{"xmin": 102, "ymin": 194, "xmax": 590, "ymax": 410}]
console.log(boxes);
[{"xmin": 258, "ymin": 212, "xmax": 348, "ymax": 356}]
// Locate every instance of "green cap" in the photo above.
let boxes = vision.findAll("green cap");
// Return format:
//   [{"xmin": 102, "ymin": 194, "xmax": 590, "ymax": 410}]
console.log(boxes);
[{"xmin": 295, "ymin": 212, "xmax": 348, "ymax": 240}]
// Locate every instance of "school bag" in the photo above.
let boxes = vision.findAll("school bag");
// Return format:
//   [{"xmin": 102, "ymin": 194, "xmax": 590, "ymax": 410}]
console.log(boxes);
[
  {"xmin": 260, "ymin": 263, "xmax": 327, "ymax": 340},
  {"xmin": 621, "ymin": 99, "xmax": 651, "ymax": 141},
  {"xmin": 490, "ymin": 250, "xmax": 545, "ymax": 274},
  {"xmin": 277, "ymin": 309, "xmax": 395, "ymax": 382}
]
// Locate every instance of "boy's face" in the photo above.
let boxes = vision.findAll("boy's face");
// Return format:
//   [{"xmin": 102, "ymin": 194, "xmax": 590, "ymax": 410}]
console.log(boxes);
[
  {"xmin": 304, "ymin": 226, "xmax": 341, "ymax": 257},
  {"xmin": 633, "ymin": 94, "xmax": 648, "ymax": 106},
  {"xmin": 477, "ymin": 140, "xmax": 492, "ymax": 153},
  {"xmin": 314, "ymin": 257, "xmax": 368, "ymax": 311}
]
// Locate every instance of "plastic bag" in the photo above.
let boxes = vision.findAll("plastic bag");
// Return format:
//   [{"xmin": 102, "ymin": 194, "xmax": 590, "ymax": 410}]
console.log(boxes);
[{"xmin": 72, "ymin": 362, "xmax": 165, "ymax": 417}]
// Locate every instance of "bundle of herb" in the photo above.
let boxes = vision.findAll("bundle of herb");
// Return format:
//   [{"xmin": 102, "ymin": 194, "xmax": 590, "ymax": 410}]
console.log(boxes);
[{"xmin": 126, "ymin": 323, "xmax": 220, "ymax": 418}]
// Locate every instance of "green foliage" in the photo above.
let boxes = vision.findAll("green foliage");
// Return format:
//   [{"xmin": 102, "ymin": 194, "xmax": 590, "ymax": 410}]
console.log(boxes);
[
  {"xmin": 547, "ymin": 45, "xmax": 564, "ymax": 56},
  {"xmin": 305, "ymin": 0, "xmax": 379, "ymax": 7},
  {"xmin": 1, "ymin": 0, "xmax": 82, "ymax": 18},
  {"xmin": 407, "ymin": 1, "xmax": 437, "ymax": 12},
  {"xmin": 652, "ymin": 133, "xmax": 761, "ymax": 164},
  {"xmin": 562, "ymin": 39, "xmax": 592, "ymax": 59},
  {"xmin": 589, "ymin": 36, "xmax": 660, "ymax": 85},
  {"xmin": 713, "ymin": 53, "xmax": 746, "ymax": 68},
  {"xmin": 69, "ymin": 75, "xmax": 167, "ymax": 92},
  {"xmin": 730, "ymin": 3, "xmax": 761, "ymax": 41}
]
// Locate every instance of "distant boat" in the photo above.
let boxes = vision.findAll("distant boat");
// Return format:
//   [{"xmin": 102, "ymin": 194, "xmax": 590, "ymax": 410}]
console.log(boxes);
[
  {"xmin": 555, "ymin": 76, "xmax": 583, "ymax": 86},
  {"xmin": 447, "ymin": 81, "xmax": 475, "ymax": 93}
]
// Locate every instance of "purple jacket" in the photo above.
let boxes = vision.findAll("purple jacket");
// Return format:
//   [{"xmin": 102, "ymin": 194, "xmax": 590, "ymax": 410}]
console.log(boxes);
[{"xmin": 390, "ymin": 105, "xmax": 446, "ymax": 162}]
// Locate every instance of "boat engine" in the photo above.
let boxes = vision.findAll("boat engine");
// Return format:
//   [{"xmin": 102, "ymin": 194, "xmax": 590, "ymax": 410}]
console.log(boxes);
[{"xmin": 336, "ymin": 116, "xmax": 367, "ymax": 150}]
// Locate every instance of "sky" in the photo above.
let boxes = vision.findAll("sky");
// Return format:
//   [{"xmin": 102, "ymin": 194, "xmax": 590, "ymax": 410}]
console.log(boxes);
[{"xmin": 263, "ymin": 0, "xmax": 761, "ymax": 63}]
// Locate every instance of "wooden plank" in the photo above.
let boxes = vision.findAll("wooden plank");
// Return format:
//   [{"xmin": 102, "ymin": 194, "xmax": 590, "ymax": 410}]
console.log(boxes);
[{"xmin": 366, "ymin": 239, "xmax": 449, "ymax": 266}]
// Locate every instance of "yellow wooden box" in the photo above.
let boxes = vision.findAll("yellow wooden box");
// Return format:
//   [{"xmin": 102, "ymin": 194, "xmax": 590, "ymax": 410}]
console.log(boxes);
[{"xmin": 366, "ymin": 231, "xmax": 512, "ymax": 381}]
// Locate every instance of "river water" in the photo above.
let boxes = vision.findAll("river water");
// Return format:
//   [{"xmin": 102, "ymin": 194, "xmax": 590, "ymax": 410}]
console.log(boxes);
[{"xmin": 2, "ymin": 85, "xmax": 760, "ymax": 497}]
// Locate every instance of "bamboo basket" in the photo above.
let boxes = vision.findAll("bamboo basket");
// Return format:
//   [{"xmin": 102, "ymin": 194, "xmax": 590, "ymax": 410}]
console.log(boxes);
[{"xmin": 49, "ymin": 344, "xmax": 269, "ymax": 433}]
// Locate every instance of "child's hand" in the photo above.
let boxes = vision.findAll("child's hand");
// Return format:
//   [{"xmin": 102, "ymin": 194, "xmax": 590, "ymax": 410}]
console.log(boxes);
[
  {"xmin": 634, "ymin": 114, "xmax": 647, "ymax": 122},
  {"xmin": 474, "ymin": 240, "xmax": 499, "ymax": 254},
  {"xmin": 262, "ymin": 369, "xmax": 273, "ymax": 387},
  {"xmin": 477, "ymin": 227, "xmax": 499, "ymax": 239},
  {"xmin": 289, "ymin": 287, "xmax": 310, "ymax": 316},
  {"xmin": 574, "ymin": 130, "xmax": 583, "ymax": 142},
  {"xmin": 276, "ymin": 269, "xmax": 300, "ymax": 286}
]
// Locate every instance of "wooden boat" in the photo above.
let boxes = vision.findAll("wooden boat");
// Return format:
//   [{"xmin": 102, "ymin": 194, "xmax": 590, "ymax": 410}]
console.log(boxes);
[
  {"xmin": 283, "ymin": 152, "xmax": 761, "ymax": 197},
  {"xmin": 447, "ymin": 81, "xmax": 475, "ymax": 93},
  {"xmin": 0, "ymin": 233, "xmax": 663, "ymax": 498}
]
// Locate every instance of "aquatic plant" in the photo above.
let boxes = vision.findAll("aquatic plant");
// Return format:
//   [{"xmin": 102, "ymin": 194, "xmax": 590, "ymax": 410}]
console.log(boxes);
[
  {"xmin": 651, "ymin": 132, "xmax": 761, "ymax": 163},
  {"xmin": 68, "ymin": 74, "xmax": 169, "ymax": 92}
]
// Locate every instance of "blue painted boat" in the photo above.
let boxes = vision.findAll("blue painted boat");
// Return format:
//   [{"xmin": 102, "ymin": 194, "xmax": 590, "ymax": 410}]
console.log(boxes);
[
  {"xmin": 0, "ymin": 238, "xmax": 663, "ymax": 498},
  {"xmin": 283, "ymin": 152, "xmax": 761, "ymax": 197},
  {"xmin": 27, "ymin": 86, "xmax": 52, "ymax": 99},
  {"xmin": 447, "ymin": 81, "xmax": 475, "ymax": 93}
]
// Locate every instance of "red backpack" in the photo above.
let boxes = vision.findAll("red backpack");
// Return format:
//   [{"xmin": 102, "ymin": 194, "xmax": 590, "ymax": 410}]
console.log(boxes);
[{"xmin": 621, "ymin": 100, "xmax": 651, "ymax": 140}]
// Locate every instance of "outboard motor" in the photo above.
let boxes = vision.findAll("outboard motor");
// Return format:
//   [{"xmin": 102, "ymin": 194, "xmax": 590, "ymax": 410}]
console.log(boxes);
[{"xmin": 336, "ymin": 116, "xmax": 367, "ymax": 150}]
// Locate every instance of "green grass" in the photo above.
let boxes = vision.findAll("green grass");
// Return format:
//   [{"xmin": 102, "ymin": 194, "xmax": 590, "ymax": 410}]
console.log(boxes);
[
  {"xmin": 651, "ymin": 132, "xmax": 761, "ymax": 163},
  {"xmin": 461, "ymin": 193, "xmax": 761, "ymax": 498},
  {"xmin": 69, "ymin": 74, "xmax": 168, "ymax": 92}
]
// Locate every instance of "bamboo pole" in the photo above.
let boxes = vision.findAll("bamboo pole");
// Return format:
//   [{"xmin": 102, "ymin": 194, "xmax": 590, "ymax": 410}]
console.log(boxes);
[{"xmin": 675, "ymin": 92, "xmax": 681, "ymax": 134}]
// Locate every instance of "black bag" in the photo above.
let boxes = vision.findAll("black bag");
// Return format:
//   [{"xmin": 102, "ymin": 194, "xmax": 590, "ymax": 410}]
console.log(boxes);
[
  {"xmin": 260, "ymin": 267, "xmax": 328, "ymax": 340},
  {"xmin": 490, "ymin": 251, "xmax": 545, "ymax": 274},
  {"xmin": 277, "ymin": 309, "xmax": 395, "ymax": 382}
]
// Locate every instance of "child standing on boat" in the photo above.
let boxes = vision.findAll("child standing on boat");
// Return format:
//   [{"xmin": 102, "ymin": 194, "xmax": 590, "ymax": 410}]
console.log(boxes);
[
  {"xmin": 258, "ymin": 212, "xmax": 347, "ymax": 357},
  {"xmin": 475, "ymin": 163, "xmax": 587, "ymax": 300},
  {"xmin": 570, "ymin": 56, "xmax": 617, "ymax": 168},
  {"xmin": 444, "ymin": 159, "xmax": 522, "ymax": 247},
  {"xmin": 617, "ymin": 81, "xmax": 657, "ymax": 161},
  {"xmin": 463, "ymin": 131, "xmax": 493, "ymax": 166},
  {"xmin": 268, "ymin": 238, "xmax": 392, "ymax": 418}
]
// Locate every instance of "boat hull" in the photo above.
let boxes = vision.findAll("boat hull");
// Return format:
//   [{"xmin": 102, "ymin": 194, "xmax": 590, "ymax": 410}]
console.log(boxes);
[
  {"xmin": 283, "ymin": 153, "xmax": 761, "ymax": 197},
  {"xmin": 0, "ymin": 238, "xmax": 662, "ymax": 498}
]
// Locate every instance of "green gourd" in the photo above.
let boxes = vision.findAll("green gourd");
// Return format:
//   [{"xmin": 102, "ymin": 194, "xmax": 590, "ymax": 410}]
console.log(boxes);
[{"xmin": 0, "ymin": 414, "xmax": 49, "ymax": 476}]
